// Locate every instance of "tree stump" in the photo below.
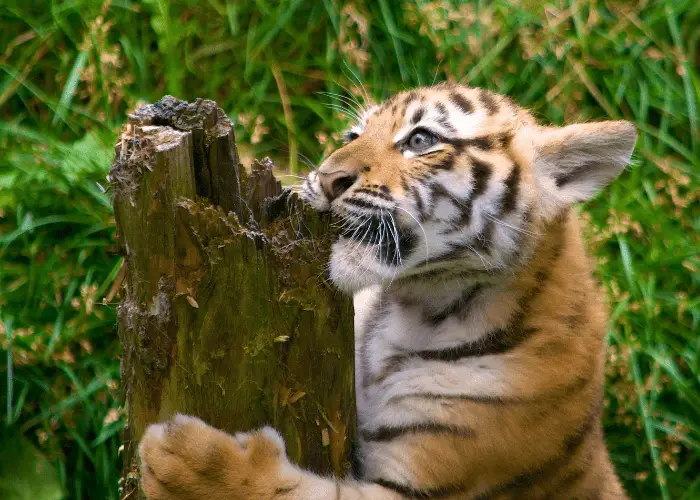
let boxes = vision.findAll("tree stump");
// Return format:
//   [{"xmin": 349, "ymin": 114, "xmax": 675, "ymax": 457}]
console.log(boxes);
[{"xmin": 109, "ymin": 97, "xmax": 355, "ymax": 499}]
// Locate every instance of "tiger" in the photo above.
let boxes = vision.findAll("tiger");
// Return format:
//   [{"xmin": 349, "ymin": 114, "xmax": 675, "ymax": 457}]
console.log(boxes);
[{"xmin": 138, "ymin": 83, "xmax": 637, "ymax": 499}]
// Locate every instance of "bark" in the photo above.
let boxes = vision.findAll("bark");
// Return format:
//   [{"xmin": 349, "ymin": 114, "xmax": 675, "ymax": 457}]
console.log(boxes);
[{"xmin": 110, "ymin": 97, "xmax": 354, "ymax": 499}]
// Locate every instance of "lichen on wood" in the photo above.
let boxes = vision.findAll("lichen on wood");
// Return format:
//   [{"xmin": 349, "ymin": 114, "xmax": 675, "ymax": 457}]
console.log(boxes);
[{"xmin": 110, "ymin": 96, "xmax": 354, "ymax": 499}]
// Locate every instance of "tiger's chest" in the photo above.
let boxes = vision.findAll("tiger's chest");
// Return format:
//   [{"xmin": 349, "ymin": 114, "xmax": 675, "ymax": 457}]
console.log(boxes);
[{"xmin": 352, "ymin": 284, "xmax": 500, "ymax": 427}]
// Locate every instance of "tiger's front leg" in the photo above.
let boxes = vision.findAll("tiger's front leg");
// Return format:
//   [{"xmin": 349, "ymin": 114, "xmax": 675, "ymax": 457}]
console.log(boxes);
[{"xmin": 138, "ymin": 414, "xmax": 402, "ymax": 500}]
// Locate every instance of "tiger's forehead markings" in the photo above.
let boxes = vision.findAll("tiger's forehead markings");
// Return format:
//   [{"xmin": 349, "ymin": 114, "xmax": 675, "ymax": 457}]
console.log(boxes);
[
  {"xmin": 402, "ymin": 90, "xmax": 420, "ymax": 108},
  {"xmin": 449, "ymin": 92, "xmax": 474, "ymax": 115},
  {"xmin": 434, "ymin": 102, "xmax": 457, "ymax": 134},
  {"xmin": 410, "ymin": 107, "xmax": 425, "ymax": 125},
  {"xmin": 358, "ymin": 86, "xmax": 509, "ymax": 144},
  {"xmin": 391, "ymin": 96, "xmax": 486, "ymax": 144},
  {"xmin": 479, "ymin": 88, "xmax": 499, "ymax": 116}
]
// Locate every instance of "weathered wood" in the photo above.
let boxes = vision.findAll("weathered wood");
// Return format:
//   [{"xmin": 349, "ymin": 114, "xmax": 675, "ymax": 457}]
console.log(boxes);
[{"xmin": 110, "ymin": 97, "xmax": 355, "ymax": 499}]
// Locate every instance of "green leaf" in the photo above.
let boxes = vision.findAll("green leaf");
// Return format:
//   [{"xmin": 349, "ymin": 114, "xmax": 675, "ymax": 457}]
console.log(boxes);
[
  {"xmin": 52, "ymin": 50, "xmax": 88, "ymax": 126},
  {"xmin": 0, "ymin": 428, "xmax": 63, "ymax": 500}
]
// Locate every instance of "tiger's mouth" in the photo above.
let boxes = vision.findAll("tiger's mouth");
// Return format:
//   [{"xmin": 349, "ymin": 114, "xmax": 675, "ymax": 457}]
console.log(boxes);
[
  {"xmin": 336, "ymin": 211, "xmax": 418, "ymax": 268},
  {"xmin": 300, "ymin": 170, "xmax": 429, "ymax": 291}
]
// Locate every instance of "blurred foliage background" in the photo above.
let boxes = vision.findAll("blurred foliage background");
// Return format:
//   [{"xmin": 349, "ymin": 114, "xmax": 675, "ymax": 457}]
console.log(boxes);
[{"xmin": 0, "ymin": 0, "xmax": 698, "ymax": 498}]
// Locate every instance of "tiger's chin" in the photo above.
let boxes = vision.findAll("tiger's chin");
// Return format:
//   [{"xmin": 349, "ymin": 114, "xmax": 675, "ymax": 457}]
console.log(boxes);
[{"xmin": 328, "ymin": 238, "xmax": 401, "ymax": 294}]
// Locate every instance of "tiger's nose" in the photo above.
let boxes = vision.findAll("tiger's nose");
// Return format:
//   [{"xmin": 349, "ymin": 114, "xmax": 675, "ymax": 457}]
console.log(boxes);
[{"xmin": 319, "ymin": 170, "xmax": 358, "ymax": 202}]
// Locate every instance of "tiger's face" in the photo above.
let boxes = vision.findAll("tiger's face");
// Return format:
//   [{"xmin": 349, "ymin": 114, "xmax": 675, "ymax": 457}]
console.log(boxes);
[{"xmin": 301, "ymin": 83, "xmax": 636, "ymax": 293}]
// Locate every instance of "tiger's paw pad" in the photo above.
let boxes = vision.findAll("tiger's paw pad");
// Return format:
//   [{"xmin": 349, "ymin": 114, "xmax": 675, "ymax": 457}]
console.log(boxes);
[{"xmin": 138, "ymin": 414, "xmax": 296, "ymax": 500}]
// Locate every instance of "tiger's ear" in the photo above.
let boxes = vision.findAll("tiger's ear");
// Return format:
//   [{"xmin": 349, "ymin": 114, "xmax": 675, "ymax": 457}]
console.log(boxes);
[{"xmin": 531, "ymin": 120, "xmax": 637, "ymax": 215}]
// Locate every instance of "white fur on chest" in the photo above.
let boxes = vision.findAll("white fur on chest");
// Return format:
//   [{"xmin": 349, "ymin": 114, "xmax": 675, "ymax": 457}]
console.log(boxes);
[{"xmin": 352, "ymin": 285, "xmax": 507, "ymax": 428}]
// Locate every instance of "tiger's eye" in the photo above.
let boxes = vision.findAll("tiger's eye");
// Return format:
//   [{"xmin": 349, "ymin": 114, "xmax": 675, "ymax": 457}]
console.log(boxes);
[{"xmin": 407, "ymin": 130, "xmax": 438, "ymax": 151}]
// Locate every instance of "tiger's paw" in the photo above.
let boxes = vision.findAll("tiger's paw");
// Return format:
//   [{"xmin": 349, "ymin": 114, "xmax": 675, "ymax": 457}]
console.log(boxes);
[{"xmin": 138, "ymin": 414, "xmax": 300, "ymax": 500}]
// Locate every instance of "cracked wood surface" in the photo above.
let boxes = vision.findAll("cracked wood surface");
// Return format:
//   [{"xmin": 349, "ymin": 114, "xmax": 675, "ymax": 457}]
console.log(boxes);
[{"xmin": 110, "ymin": 96, "xmax": 354, "ymax": 499}]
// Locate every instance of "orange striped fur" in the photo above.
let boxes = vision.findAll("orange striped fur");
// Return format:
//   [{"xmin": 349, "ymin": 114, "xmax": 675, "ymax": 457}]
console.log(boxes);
[{"xmin": 139, "ymin": 84, "xmax": 636, "ymax": 499}]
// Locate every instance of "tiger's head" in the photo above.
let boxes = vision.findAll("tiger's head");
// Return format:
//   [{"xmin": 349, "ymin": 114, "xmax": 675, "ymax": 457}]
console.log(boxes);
[{"xmin": 301, "ymin": 83, "xmax": 636, "ymax": 294}]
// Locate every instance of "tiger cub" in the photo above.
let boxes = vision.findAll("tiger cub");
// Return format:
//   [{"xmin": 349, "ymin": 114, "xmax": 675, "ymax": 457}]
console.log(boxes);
[{"xmin": 139, "ymin": 83, "xmax": 636, "ymax": 499}]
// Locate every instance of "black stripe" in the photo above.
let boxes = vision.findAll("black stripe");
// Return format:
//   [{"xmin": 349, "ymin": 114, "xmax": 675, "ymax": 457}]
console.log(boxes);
[
  {"xmin": 451, "ymin": 158, "xmax": 491, "ymax": 227},
  {"xmin": 304, "ymin": 175, "xmax": 319, "ymax": 194},
  {"xmin": 544, "ymin": 467, "xmax": 587, "ymax": 499},
  {"xmin": 553, "ymin": 169, "xmax": 578, "ymax": 188},
  {"xmin": 400, "ymin": 172, "xmax": 410, "ymax": 193},
  {"xmin": 275, "ymin": 485, "xmax": 298, "ymax": 495},
  {"xmin": 362, "ymin": 422, "xmax": 475, "ymax": 442},
  {"xmin": 394, "ymin": 229, "xmax": 419, "ymax": 263},
  {"xmin": 563, "ymin": 398, "xmax": 601, "ymax": 454},
  {"xmin": 354, "ymin": 187, "xmax": 393, "ymax": 202},
  {"xmin": 410, "ymin": 186, "xmax": 427, "ymax": 221},
  {"xmin": 552, "ymin": 161, "xmax": 605, "ymax": 188},
  {"xmin": 348, "ymin": 436, "xmax": 364, "ymax": 479},
  {"xmin": 449, "ymin": 92, "xmax": 474, "ymax": 114},
  {"xmin": 479, "ymin": 88, "xmax": 499, "ymax": 115},
  {"xmin": 475, "ymin": 398, "xmax": 601, "ymax": 500},
  {"xmin": 418, "ymin": 169, "xmax": 439, "ymax": 184},
  {"xmin": 501, "ymin": 164, "xmax": 520, "ymax": 215},
  {"xmin": 371, "ymin": 353, "xmax": 406, "ymax": 386},
  {"xmin": 418, "ymin": 150, "xmax": 444, "ymax": 158},
  {"xmin": 466, "ymin": 136, "xmax": 493, "ymax": 150},
  {"xmin": 403, "ymin": 91, "xmax": 420, "ymax": 108},
  {"xmin": 360, "ymin": 297, "xmax": 389, "ymax": 389},
  {"xmin": 471, "ymin": 157, "xmax": 492, "ymax": 197},
  {"xmin": 434, "ymin": 153, "xmax": 455, "ymax": 170},
  {"xmin": 430, "ymin": 183, "xmax": 460, "ymax": 203},
  {"xmin": 415, "ymin": 268, "xmax": 487, "ymax": 282},
  {"xmin": 305, "ymin": 183, "xmax": 318, "ymax": 197},
  {"xmin": 411, "ymin": 107, "xmax": 425, "ymax": 125},
  {"xmin": 372, "ymin": 478, "xmax": 464, "ymax": 499},
  {"xmin": 446, "ymin": 136, "xmax": 493, "ymax": 151},
  {"xmin": 412, "ymin": 244, "xmax": 474, "ymax": 270},
  {"xmin": 395, "ymin": 392, "xmax": 510, "ymax": 404},
  {"xmin": 450, "ymin": 201, "xmax": 475, "ymax": 230},
  {"xmin": 413, "ymin": 323, "xmax": 539, "ymax": 362},
  {"xmin": 343, "ymin": 197, "xmax": 378, "ymax": 210},
  {"xmin": 382, "ymin": 93, "xmax": 401, "ymax": 110},
  {"xmin": 562, "ymin": 297, "xmax": 587, "ymax": 331},
  {"xmin": 435, "ymin": 101, "xmax": 448, "ymax": 118},
  {"xmin": 423, "ymin": 284, "xmax": 482, "ymax": 326},
  {"xmin": 437, "ymin": 117, "xmax": 457, "ymax": 134}
]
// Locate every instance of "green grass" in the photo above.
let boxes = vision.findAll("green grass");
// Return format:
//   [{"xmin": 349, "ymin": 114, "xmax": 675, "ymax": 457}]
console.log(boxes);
[{"xmin": 0, "ymin": 1, "xmax": 698, "ymax": 498}]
